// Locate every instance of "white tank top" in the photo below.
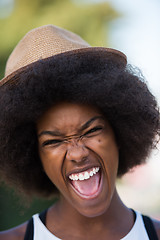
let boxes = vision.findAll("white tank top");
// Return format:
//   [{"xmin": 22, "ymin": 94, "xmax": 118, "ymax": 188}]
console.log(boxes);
[{"xmin": 33, "ymin": 211, "xmax": 149, "ymax": 240}]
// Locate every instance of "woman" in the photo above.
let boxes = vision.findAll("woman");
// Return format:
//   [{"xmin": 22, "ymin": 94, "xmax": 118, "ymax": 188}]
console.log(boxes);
[{"xmin": 0, "ymin": 25, "xmax": 159, "ymax": 240}]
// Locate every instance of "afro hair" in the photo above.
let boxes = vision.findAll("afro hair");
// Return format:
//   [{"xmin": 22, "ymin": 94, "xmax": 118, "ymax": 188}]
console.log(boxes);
[{"xmin": 0, "ymin": 51, "xmax": 159, "ymax": 197}]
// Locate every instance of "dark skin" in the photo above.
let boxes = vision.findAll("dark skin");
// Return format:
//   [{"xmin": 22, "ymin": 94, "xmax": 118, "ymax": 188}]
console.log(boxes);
[{"xmin": 1, "ymin": 102, "xmax": 160, "ymax": 240}]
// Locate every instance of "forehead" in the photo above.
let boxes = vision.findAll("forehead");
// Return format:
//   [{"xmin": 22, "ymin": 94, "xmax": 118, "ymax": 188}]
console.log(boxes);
[{"xmin": 37, "ymin": 102, "xmax": 102, "ymax": 132}]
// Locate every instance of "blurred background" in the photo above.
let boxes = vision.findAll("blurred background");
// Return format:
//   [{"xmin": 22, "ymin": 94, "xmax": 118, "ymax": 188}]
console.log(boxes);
[{"xmin": 0, "ymin": 0, "xmax": 160, "ymax": 230}]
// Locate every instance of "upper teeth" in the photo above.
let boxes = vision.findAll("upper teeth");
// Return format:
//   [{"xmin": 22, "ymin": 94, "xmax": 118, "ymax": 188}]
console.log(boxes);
[{"xmin": 69, "ymin": 167, "xmax": 100, "ymax": 181}]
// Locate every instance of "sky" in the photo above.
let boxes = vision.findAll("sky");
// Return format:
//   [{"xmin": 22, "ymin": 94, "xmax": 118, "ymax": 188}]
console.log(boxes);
[
  {"xmin": 109, "ymin": 0, "xmax": 160, "ymax": 103},
  {"xmin": 0, "ymin": 0, "xmax": 14, "ymax": 18},
  {"xmin": 81, "ymin": 0, "xmax": 160, "ymax": 103}
]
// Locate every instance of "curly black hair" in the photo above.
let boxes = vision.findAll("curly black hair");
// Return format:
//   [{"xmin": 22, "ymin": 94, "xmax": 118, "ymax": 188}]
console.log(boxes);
[{"xmin": 0, "ymin": 51, "xmax": 159, "ymax": 197}]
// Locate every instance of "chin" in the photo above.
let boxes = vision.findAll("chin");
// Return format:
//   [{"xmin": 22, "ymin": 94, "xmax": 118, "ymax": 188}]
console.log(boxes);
[{"xmin": 77, "ymin": 200, "xmax": 111, "ymax": 218}]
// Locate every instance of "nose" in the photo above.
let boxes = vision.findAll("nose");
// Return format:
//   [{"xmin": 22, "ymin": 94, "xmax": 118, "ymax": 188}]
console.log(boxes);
[{"xmin": 65, "ymin": 139, "xmax": 89, "ymax": 164}]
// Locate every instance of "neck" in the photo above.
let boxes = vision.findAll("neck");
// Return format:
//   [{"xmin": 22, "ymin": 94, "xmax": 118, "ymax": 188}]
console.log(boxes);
[{"xmin": 48, "ymin": 188, "xmax": 134, "ymax": 239}]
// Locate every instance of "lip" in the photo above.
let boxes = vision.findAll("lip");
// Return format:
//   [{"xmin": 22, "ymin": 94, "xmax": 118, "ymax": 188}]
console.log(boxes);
[
  {"xmin": 66, "ymin": 165, "xmax": 101, "ymax": 178},
  {"xmin": 68, "ymin": 168, "xmax": 103, "ymax": 200}
]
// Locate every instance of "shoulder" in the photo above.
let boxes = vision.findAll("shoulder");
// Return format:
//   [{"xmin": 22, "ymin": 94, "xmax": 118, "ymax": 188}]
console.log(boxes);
[
  {"xmin": 152, "ymin": 218, "xmax": 160, "ymax": 240},
  {"xmin": 0, "ymin": 222, "xmax": 28, "ymax": 240}
]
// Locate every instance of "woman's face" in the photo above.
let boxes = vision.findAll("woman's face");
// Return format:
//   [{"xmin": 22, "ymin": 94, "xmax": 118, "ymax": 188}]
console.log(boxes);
[{"xmin": 37, "ymin": 102, "xmax": 119, "ymax": 217}]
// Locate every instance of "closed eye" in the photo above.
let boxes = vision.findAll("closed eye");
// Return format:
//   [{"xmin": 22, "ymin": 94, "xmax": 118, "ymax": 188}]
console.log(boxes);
[
  {"xmin": 83, "ymin": 126, "xmax": 103, "ymax": 137},
  {"xmin": 42, "ymin": 139, "xmax": 63, "ymax": 147}
]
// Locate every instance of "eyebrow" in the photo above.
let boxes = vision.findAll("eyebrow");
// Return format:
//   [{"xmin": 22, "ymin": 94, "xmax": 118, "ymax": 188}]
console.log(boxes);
[
  {"xmin": 38, "ymin": 130, "xmax": 64, "ymax": 138},
  {"xmin": 38, "ymin": 116, "xmax": 103, "ymax": 138},
  {"xmin": 79, "ymin": 116, "xmax": 103, "ymax": 132}
]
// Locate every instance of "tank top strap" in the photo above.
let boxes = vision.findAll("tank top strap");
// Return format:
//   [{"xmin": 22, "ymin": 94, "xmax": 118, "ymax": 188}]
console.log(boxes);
[
  {"xmin": 24, "ymin": 209, "xmax": 48, "ymax": 240},
  {"xmin": 24, "ymin": 217, "xmax": 34, "ymax": 240},
  {"xmin": 142, "ymin": 215, "xmax": 159, "ymax": 240},
  {"xmin": 39, "ymin": 209, "xmax": 48, "ymax": 225}
]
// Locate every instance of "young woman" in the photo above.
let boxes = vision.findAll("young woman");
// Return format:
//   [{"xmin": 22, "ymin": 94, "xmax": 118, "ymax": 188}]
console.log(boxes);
[{"xmin": 0, "ymin": 25, "xmax": 159, "ymax": 240}]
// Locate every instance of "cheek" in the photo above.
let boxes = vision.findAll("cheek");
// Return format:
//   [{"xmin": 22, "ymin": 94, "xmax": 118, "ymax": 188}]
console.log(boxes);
[
  {"xmin": 39, "ymin": 148, "xmax": 65, "ymax": 186},
  {"xmin": 101, "ymin": 139, "xmax": 119, "ymax": 191},
  {"xmin": 86, "ymin": 136, "xmax": 119, "ymax": 182},
  {"xmin": 83, "ymin": 136, "xmax": 103, "ymax": 149}
]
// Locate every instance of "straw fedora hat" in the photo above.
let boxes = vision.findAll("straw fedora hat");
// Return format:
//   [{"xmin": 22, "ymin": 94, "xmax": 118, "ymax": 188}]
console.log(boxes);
[{"xmin": 0, "ymin": 25, "xmax": 127, "ymax": 87}]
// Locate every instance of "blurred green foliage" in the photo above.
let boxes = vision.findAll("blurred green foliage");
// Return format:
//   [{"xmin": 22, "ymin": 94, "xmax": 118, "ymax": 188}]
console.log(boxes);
[
  {"xmin": 0, "ymin": 0, "xmax": 119, "ymax": 231},
  {"xmin": 0, "ymin": 183, "xmax": 55, "ymax": 230}
]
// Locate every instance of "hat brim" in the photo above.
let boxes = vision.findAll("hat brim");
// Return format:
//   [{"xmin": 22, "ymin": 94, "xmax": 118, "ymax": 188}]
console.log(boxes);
[{"xmin": 0, "ymin": 47, "xmax": 127, "ymax": 87}]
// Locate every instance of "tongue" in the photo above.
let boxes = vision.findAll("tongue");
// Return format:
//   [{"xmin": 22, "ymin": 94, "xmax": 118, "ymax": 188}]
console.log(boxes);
[{"xmin": 71, "ymin": 172, "xmax": 100, "ymax": 196}]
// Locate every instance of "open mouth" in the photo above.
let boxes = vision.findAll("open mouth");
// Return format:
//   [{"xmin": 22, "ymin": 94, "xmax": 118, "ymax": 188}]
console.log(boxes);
[{"xmin": 68, "ymin": 167, "xmax": 102, "ymax": 199}]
